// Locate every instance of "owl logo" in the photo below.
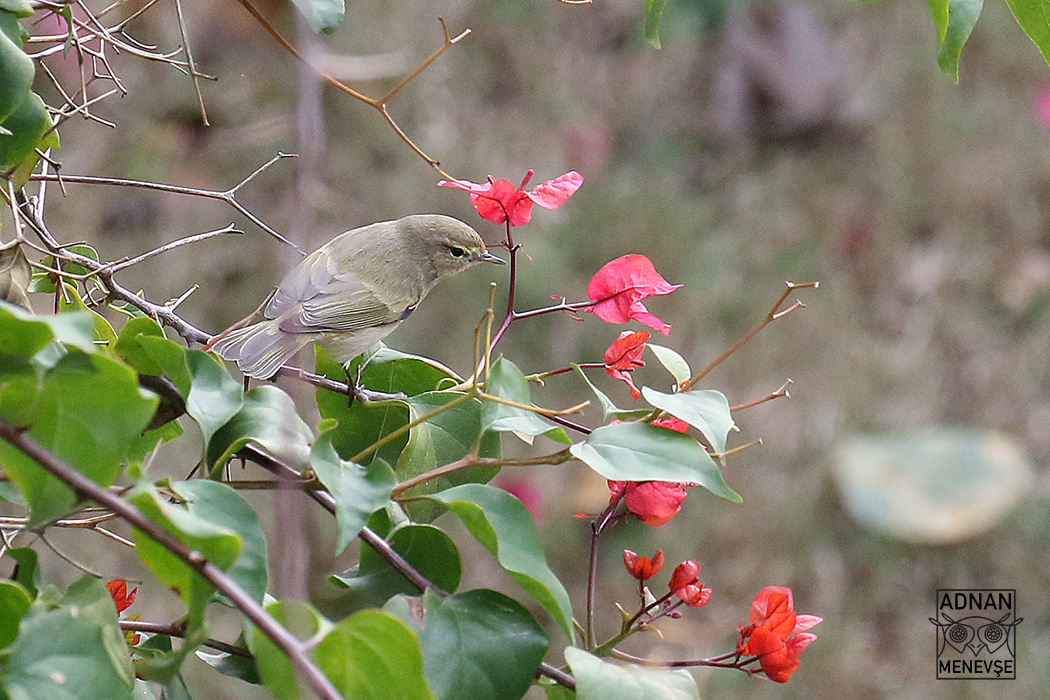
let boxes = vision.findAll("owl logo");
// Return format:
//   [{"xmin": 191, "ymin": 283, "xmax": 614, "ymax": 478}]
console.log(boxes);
[{"xmin": 929, "ymin": 612, "xmax": 1023, "ymax": 658}]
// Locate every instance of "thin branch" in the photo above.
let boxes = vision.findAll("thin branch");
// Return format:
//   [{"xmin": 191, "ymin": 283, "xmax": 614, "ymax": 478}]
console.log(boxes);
[
  {"xmin": 390, "ymin": 449, "xmax": 572, "ymax": 499},
  {"xmin": 234, "ymin": 0, "xmax": 468, "ymax": 176},
  {"xmin": 683, "ymin": 282, "xmax": 818, "ymax": 391},
  {"xmin": 0, "ymin": 418, "xmax": 345, "ymax": 700},
  {"xmin": 109, "ymin": 224, "xmax": 241, "ymax": 272},
  {"xmin": 729, "ymin": 379, "xmax": 792, "ymax": 412},
  {"xmin": 120, "ymin": 619, "xmax": 253, "ymax": 658},
  {"xmin": 28, "ymin": 153, "xmax": 299, "ymax": 250},
  {"xmin": 173, "ymin": 0, "xmax": 209, "ymax": 124}
]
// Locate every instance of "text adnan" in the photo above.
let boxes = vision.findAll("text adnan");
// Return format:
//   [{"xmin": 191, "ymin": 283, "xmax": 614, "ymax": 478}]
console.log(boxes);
[{"xmin": 939, "ymin": 591, "xmax": 1013, "ymax": 611}]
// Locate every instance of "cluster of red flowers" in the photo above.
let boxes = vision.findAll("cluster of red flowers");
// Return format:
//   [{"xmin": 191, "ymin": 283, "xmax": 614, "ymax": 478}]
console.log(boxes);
[
  {"xmin": 444, "ymin": 169, "xmax": 821, "ymax": 685},
  {"xmin": 623, "ymin": 551, "xmax": 711, "ymax": 609},
  {"xmin": 736, "ymin": 586, "xmax": 822, "ymax": 682}
]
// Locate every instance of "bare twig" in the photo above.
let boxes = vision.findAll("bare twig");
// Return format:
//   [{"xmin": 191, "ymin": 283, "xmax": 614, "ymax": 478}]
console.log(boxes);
[
  {"xmin": 173, "ymin": 0, "xmax": 209, "ymax": 124},
  {"xmin": 28, "ymin": 153, "xmax": 298, "ymax": 250},
  {"xmin": 120, "ymin": 620, "xmax": 253, "ymax": 658},
  {"xmin": 683, "ymin": 282, "xmax": 818, "ymax": 391},
  {"xmin": 109, "ymin": 224, "xmax": 241, "ymax": 272},
  {"xmin": 234, "ymin": 0, "xmax": 469, "ymax": 176}
]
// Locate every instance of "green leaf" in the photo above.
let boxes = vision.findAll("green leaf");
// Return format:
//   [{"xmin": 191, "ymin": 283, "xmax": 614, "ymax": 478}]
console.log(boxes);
[
  {"xmin": 0, "ymin": 580, "xmax": 32, "ymax": 647},
  {"xmin": 573, "ymin": 364, "xmax": 650, "ymax": 422},
  {"xmin": 396, "ymin": 391, "xmax": 500, "ymax": 519},
  {"xmin": 0, "ymin": 1, "xmax": 33, "ymax": 18},
  {"xmin": 640, "ymin": 387, "xmax": 736, "ymax": 456},
  {"xmin": 0, "ymin": 19, "xmax": 33, "ymax": 125},
  {"xmin": 170, "ymin": 480, "xmax": 268, "ymax": 603},
  {"xmin": 311, "ymin": 429, "xmax": 395, "ymax": 556},
  {"xmin": 250, "ymin": 599, "xmax": 327, "ymax": 700},
  {"xmin": 0, "ymin": 301, "xmax": 54, "ymax": 358},
  {"xmin": 290, "ymin": 0, "xmax": 345, "ymax": 33},
  {"xmin": 128, "ymin": 482, "xmax": 242, "ymax": 632},
  {"xmin": 933, "ymin": 0, "xmax": 983, "ymax": 81},
  {"xmin": 645, "ymin": 344, "xmax": 691, "ymax": 388},
  {"xmin": 186, "ymin": 350, "xmax": 243, "ymax": 448},
  {"xmin": 564, "ymin": 647, "xmax": 698, "ymax": 700},
  {"xmin": 5, "ymin": 547, "xmax": 39, "ymax": 597},
  {"xmin": 330, "ymin": 523, "xmax": 461, "ymax": 606},
  {"xmin": 569, "ymin": 422, "xmax": 740, "ymax": 502},
  {"xmin": 0, "ymin": 579, "xmax": 135, "ymax": 700},
  {"xmin": 206, "ymin": 384, "xmax": 312, "ymax": 474},
  {"xmin": 0, "ymin": 302, "xmax": 97, "ymax": 358},
  {"xmin": 414, "ymin": 589, "xmax": 548, "ymax": 700},
  {"xmin": 643, "ymin": 0, "xmax": 669, "ymax": 49},
  {"xmin": 482, "ymin": 357, "xmax": 563, "ymax": 441},
  {"xmin": 315, "ymin": 344, "xmax": 456, "ymax": 466},
  {"xmin": 927, "ymin": 0, "xmax": 949, "ymax": 40},
  {"xmin": 1005, "ymin": 0, "xmax": 1050, "ymax": 69},
  {"xmin": 0, "ymin": 352, "xmax": 158, "ymax": 525},
  {"xmin": 195, "ymin": 631, "xmax": 260, "ymax": 685},
  {"xmin": 0, "ymin": 91, "xmax": 54, "ymax": 187},
  {"xmin": 57, "ymin": 282, "xmax": 118, "ymax": 350},
  {"xmin": 427, "ymin": 483, "xmax": 574, "ymax": 639},
  {"xmin": 313, "ymin": 610, "xmax": 435, "ymax": 700},
  {"xmin": 116, "ymin": 318, "xmax": 192, "ymax": 396}
]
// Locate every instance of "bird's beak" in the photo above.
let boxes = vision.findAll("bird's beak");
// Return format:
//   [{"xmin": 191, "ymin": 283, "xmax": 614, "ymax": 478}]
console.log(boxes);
[{"xmin": 478, "ymin": 251, "xmax": 506, "ymax": 265}]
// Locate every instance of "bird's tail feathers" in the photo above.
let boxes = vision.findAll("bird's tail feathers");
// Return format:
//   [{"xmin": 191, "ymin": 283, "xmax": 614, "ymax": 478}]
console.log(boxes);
[{"xmin": 209, "ymin": 320, "xmax": 311, "ymax": 379}]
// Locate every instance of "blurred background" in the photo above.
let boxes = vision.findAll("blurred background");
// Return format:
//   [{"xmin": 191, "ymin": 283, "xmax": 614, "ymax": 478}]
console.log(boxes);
[{"xmin": 18, "ymin": 0, "xmax": 1050, "ymax": 697}]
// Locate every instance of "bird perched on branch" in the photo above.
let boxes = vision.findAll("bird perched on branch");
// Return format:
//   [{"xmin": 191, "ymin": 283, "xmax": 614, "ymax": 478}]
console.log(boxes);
[{"xmin": 208, "ymin": 214, "xmax": 504, "ymax": 380}]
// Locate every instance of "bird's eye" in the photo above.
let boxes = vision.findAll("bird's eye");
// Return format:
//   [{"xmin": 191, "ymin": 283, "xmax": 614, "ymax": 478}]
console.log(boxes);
[{"xmin": 449, "ymin": 246, "xmax": 467, "ymax": 258}]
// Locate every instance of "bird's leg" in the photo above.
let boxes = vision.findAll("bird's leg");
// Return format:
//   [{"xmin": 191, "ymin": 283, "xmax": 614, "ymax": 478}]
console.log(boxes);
[{"xmin": 343, "ymin": 362, "xmax": 406, "ymax": 406}]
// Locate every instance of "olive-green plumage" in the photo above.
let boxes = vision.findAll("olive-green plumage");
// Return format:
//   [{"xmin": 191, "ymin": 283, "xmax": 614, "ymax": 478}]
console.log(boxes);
[{"xmin": 211, "ymin": 214, "xmax": 503, "ymax": 379}]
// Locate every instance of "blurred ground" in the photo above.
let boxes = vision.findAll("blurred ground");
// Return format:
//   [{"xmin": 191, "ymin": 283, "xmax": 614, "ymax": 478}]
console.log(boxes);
[{"xmin": 16, "ymin": 0, "xmax": 1050, "ymax": 697}]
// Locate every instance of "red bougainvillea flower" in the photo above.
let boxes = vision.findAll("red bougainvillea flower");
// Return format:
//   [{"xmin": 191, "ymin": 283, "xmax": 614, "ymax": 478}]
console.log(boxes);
[
  {"xmin": 651, "ymin": 415, "xmax": 689, "ymax": 433},
  {"xmin": 106, "ymin": 579, "xmax": 137, "ymax": 614},
  {"xmin": 623, "ymin": 549, "xmax": 665, "ymax": 580},
  {"xmin": 607, "ymin": 480, "xmax": 693, "ymax": 526},
  {"xmin": 604, "ymin": 330, "xmax": 650, "ymax": 399},
  {"xmin": 438, "ymin": 169, "xmax": 583, "ymax": 226},
  {"xmin": 667, "ymin": 560, "xmax": 711, "ymax": 607},
  {"xmin": 736, "ymin": 586, "xmax": 822, "ymax": 683},
  {"xmin": 586, "ymin": 254, "xmax": 681, "ymax": 335}
]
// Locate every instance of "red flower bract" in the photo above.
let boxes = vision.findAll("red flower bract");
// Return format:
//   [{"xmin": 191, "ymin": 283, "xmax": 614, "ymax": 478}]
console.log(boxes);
[
  {"xmin": 623, "ymin": 549, "xmax": 665, "ymax": 580},
  {"xmin": 586, "ymin": 254, "xmax": 681, "ymax": 335},
  {"xmin": 438, "ymin": 169, "xmax": 583, "ymax": 226},
  {"xmin": 608, "ymin": 480, "xmax": 691, "ymax": 526},
  {"xmin": 651, "ymin": 415, "xmax": 689, "ymax": 433},
  {"xmin": 736, "ymin": 586, "xmax": 822, "ymax": 683},
  {"xmin": 106, "ymin": 579, "xmax": 137, "ymax": 614},
  {"xmin": 604, "ymin": 330, "xmax": 650, "ymax": 399},
  {"xmin": 668, "ymin": 560, "xmax": 711, "ymax": 607}
]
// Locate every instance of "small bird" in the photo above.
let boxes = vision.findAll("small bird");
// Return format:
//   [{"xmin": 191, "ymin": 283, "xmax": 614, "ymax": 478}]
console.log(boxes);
[{"xmin": 209, "ymin": 214, "xmax": 504, "ymax": 380}]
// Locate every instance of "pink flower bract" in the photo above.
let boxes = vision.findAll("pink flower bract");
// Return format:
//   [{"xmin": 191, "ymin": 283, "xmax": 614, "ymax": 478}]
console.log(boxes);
[
  {"xmin": 438, "ymin": 169, "xmax": 583, "ymax": 226},
  {"xmin": 586, "ymin": 254, "xmax": 681, "ymax": 335}
]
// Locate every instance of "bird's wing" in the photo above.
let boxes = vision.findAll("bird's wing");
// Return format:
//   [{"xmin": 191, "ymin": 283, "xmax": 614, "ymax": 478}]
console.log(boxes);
[
  {"xmin": 265, "ymin": 248, "xmax": 336, "ymax": 318},
  {"xmin": 275, "ymin": 264, "xmax": 414, "ymax": 334}
]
